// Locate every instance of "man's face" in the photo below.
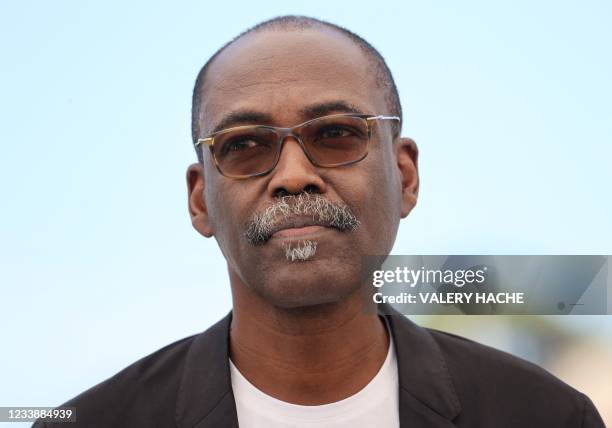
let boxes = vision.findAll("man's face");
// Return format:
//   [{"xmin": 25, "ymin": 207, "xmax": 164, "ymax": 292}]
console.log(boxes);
[{"xmin": 188, "ymin": 28, "xmax": 417, "ymax": 308}]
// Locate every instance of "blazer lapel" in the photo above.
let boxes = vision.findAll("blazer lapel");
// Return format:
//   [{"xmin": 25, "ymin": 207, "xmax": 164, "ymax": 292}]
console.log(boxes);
[
  {"xmin": 382, "ymin": 304, "xmax": 462, "ymax": 427},
  {"xmin": 175, "ymin": 312, "xmax": 239, "ymax": 428}
]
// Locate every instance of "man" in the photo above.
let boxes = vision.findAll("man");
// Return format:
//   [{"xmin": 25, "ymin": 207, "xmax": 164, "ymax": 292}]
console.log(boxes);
[{"xmin": 35, "ymin": 16, "xmax": 604, "ymax": 428}]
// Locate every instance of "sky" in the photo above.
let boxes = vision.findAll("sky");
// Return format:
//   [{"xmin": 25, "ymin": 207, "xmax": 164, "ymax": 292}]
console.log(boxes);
[{"xmin": 1, "ymin": 0, "xmax": 611, "ymax": 418}]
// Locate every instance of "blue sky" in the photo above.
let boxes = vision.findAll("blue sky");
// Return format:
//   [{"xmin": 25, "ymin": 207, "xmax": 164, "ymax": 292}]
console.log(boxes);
[{"xmin": 1, "ymin": 0, "xmax": 611, "ymax": 416}]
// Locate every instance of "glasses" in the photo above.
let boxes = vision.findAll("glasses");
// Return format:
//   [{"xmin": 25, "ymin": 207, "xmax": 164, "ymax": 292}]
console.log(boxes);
[{"xmin": 195, "ymin": 113, "xmax": 400, "ymax": 179}]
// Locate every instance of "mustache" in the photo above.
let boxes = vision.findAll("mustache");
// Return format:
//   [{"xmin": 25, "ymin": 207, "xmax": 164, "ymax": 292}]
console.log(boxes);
[{"xmin": 245, "ymin": 193, "xmax": 360, "ymax": 246}]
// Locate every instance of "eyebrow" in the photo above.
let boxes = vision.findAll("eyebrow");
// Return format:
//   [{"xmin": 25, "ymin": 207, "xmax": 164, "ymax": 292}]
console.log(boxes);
[
  {"xmin": 210, "ymin": 111, "xmax": 273, "ymax": 134},
  {"xmin": 299, "ymin": 100, "xmax": 365, "ymax": 118},
  {"xmin": 209, "ymin": 100, "xmax": 367, "ymax": 134}
]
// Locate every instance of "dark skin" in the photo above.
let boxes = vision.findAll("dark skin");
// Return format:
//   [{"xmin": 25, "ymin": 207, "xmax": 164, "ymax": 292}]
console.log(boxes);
[{"xmin": 187, "ymin": 27, "xmax": 419, "ymax": 405}]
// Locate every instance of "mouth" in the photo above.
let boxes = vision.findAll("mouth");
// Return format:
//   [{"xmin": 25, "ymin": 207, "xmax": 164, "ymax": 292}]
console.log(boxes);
[
  {"xmin": 269, "ymin": 218, "xmax": 336, "ymax": 241},
  {"xmin": 272, "ymin": 225, "xmax": 329, "ymax": 239}
]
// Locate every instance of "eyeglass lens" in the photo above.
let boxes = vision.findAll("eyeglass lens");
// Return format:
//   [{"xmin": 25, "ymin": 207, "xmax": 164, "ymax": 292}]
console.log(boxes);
[{"xmin": 211, "ymin": 115, "xmax": 370, "ymax": 177}]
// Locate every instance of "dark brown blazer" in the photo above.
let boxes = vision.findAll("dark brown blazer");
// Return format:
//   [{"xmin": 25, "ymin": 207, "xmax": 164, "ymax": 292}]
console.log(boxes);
[{"xmin": 34, "ymin": 305, "xmax": 605, "ymax": 427}]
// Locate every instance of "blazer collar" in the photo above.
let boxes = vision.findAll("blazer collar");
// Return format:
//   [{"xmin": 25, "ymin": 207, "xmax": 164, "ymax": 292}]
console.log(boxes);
[
  {"xmin": 175, "ymin": 313, "xmax": 238, "ymax": 428},
  {"xmin": 176, "ymin": 304, "xmax": 461, "ymax": 427},
  {"xmin": 383, "ymin": 304, "xmax": 461, "ymax": 427}
]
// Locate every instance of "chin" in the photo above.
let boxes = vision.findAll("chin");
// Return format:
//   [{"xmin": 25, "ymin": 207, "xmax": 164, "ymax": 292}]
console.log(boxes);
[{"xmin": 252, "ymin": 259, "xmax": 362, "ymax": 309}]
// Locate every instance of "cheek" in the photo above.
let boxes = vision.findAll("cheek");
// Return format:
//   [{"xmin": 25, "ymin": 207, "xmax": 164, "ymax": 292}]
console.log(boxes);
[
  {"xmin": 204, "ymin": 175, "xmax": 249, "ymax": 258},
  {"xmin": 331, "ymin": 149, "xmax": 402, "ymax": 254},
  {"xmin": 376, "ymin": 148, "xmax": 403, "ymax": 244}
]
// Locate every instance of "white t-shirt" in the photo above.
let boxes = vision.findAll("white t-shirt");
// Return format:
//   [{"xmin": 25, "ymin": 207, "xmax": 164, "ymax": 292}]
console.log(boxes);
[{"xmin": 229, "ymin": 324, "xmax": 399, "ymax": 428}]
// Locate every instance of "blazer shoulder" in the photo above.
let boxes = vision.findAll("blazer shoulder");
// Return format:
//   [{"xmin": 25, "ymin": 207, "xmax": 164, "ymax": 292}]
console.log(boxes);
[
  {"xmin": 43, "ymin": 334, "xmax": 196, "ymax": 427},
  {"xmin": 72, "ymin": 333, "xmax": 197, "ymax": 402},
  {"xmin": 427, "ymin": 327, "xmax": 578, "ymax": 393},
  {"xmin": 425, "ymin": 328, "xmax": 605, "ymax": 426},
  {"xmin": 38, "ymin": 314, "xmax": 232, "ymax": 428}
]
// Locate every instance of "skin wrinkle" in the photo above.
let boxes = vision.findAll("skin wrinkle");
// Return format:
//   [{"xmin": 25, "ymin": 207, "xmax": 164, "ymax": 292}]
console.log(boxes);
[
  {"xmin": 207, "ymin": 100, "xmax": 367, "ymax": 138},
  {"xmin": 213, "ymin": 63, "xmax": 361, "ymax": 92},
  {"xmin": 213, "ymin": 77, "xmax": 303, "ymax": 94},
  {"xmin": 232, "ymin": 330, "xmax": 384, "ymax": 373},
  {"xmin": 207, "ymin": 60, "xmax": 323, "ymax": 98},
  {"xmin": 212, "ymin": 57, "xmax": 315, "ymax": 93}
]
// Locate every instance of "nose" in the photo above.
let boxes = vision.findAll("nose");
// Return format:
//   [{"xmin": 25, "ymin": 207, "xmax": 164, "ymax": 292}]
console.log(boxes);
[{"xmin": 266, "ymin": 135, "xmax": 327, "ymax": 197}]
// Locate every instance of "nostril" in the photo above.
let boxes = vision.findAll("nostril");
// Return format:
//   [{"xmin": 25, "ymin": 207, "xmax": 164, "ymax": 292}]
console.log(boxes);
[
  {"xmin": 304, "ymin": 184, "xmax": 319, "ymax": 194},
  {"xmin": 273, "ymin": 188, "xmax": 291, "ymax": 198},
  {"xmin": 272, "ymin": 184, "xmax": 321, "ymax": 199}
]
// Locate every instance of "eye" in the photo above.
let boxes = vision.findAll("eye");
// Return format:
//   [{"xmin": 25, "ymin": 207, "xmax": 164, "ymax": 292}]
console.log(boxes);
[
  {"xmin": 223, "ymin": 138, "xmax": 261, "ymax": 154},
  {"xmin": 318, "ymin": 126, "xmax": 355, "ymax": 140}
]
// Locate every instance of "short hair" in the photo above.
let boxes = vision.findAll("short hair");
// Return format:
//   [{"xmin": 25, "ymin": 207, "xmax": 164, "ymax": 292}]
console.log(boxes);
[{"xmin": 191, "ymin": 15, "xmax": 402, "ymax": 158}]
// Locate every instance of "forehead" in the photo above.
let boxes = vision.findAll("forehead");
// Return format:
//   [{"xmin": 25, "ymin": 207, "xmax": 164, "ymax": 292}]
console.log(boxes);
[{"xmin": 199, "ymin": 27, "xmax": 388, "ymax": 134}]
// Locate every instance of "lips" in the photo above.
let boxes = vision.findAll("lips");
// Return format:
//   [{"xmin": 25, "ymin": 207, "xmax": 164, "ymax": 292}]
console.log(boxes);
[
  {"xmin": 269, "ymin": 217, "xmax": 334, "ymax": 239},
  {"xmin": 274, "ymin": 225, "xmax": 327, "ymax": 238}
]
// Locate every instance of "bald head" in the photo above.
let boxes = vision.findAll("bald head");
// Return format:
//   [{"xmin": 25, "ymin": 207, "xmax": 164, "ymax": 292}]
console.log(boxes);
[{"xmin": 190, "ymin": 16, "xmax": 402, "ymax": 151}]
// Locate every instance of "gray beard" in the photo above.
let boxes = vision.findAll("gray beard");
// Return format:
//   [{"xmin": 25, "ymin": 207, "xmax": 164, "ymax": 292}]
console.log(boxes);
[{"xmin": 284, "ymin": 240, "xmax": 318, "ymax": 262}]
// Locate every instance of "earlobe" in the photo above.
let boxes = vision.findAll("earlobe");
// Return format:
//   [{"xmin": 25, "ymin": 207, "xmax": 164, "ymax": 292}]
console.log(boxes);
[
  {"xmin": 186, "ymin": 163, "xmax": 214, "ymax": 237},
  {"xmin": 396, "ymin": 138, "xmax": 419, "ymax": 218}
]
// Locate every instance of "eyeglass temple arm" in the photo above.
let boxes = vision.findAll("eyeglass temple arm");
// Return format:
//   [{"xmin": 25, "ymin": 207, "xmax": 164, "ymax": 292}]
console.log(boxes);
[
  {"xmin": 366, "ymin": 115, "xmax": 401, "ymax": 122},
  {"xmin": 195, "ymin": 137, "xmax": 214, "ymax": 148},
  {"xmin": 366, "ymin": 115, "xmax": 401, "ymax": 139}
]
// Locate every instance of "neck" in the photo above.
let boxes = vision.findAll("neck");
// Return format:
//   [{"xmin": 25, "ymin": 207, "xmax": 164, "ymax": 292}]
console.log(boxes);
[{"xmin": 229, "ymin": 275, "xmax": 389, "ymax": 405}]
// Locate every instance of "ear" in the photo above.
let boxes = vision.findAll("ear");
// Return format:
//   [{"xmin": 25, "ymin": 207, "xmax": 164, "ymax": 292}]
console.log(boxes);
[
  {"xmin": 186, "ymin": 163, "xmax": 214, "ymax": 237},
  {"xmin": 395, "ymin": 137, "xmax": 419, "ymax": 218}
]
